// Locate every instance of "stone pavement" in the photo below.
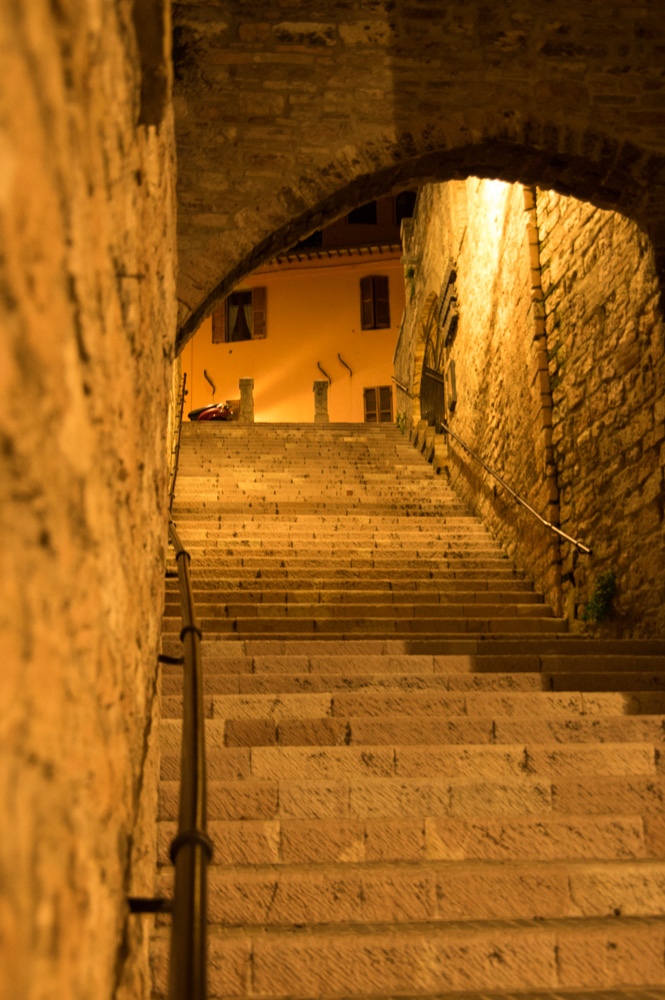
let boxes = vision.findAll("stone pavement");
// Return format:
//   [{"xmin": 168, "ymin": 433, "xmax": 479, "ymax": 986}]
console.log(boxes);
[{"xmin": 153, "ymin": 422, "xmax": 665, "ymax": 999}]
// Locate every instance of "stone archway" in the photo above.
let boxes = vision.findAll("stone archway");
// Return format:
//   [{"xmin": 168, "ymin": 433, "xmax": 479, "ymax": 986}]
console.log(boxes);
[{"xmin": 173, "ymin": 1, "xmax": 665, "ymax": 351}]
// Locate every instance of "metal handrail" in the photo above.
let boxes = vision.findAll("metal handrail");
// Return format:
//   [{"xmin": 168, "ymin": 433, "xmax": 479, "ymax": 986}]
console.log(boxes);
[
  {"xmin": 317, "ymin": 361, "xmax": 331, "ymax": 384},
  {"xmin": 337, "ymin": 353, "xmax": 353, "ymax": 377},
  {"xmin": 391, "ymin": 375, "xmax": 416, "ymax": 399},
  {"xmin": 440, "ymin": 419, "xmax": 592, "ymax": 555},
  {"xmin": 166, "ymin": 519, "xmax": 213, "ymax": 1000},
  {"xmin": 168, "ymin": 373, "xmax": 188, "ymax": 513}
]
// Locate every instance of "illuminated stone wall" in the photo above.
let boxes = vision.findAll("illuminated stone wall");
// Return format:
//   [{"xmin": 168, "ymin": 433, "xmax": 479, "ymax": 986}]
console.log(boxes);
[
  {"xmin": 402, "ymin": 179, "xmax": 665, "ymax": 634},
  {"xmin": 0, "ymin": 1, "xmax": 176, "ymax": 997},
  {"xmin": 539, "ymin": 189, "xmax": 665, "ymax": 633},
  {"xmin": 402, "ymin": 180, "xmax": 561, "ymax": 614}
]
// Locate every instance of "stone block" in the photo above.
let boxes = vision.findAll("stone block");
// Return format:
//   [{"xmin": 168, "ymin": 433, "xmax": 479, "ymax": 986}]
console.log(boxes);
[
  {"xmin": 211, "ymin": 820, "xmax": 281, "ymax": 865},
  {"xmin": 225, "ymin": 718, "xmax": 277, "ymax": 746},
  {"xmin": 349, "ymin": 777, "xmax": 450, "ymax": 819},
  {"xmin": 436, "ymin": 863, "xmax": 570, "ymax": 920},
  {"xmin": 278, "ymin": 779, "xmax": 349, "ymax": 818},
  {"xmin": 277, "ymin": 718, "xmax": 348, "ymax": 745},
  {"xmin": 280, "ymin": 819, "xmax": 365, "ymax": 862}
]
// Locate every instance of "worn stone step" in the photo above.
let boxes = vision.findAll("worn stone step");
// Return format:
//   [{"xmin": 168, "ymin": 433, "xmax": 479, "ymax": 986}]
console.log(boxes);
[
  {"xmin": 160, "ymin": 638, "xmax": 665, "ymax": 669},
  {"xmin": 160, "ymin": 688, "xmax": 665, "ymax": 721},
  {"xmin": 173, "ymin": 569, "xmax": 527, "ymax": 585},
  {"xmin": 159, "ymin": 671, "xmax": 544, "ymax": 696},
  {"xmin": 150, "ymin": 916, "xmax": 665, "ymax": 996},
  {"xmin": 162, "ymin": 613, "xmax": 564, "ymax": 632},
  {"xmin": 176, "ymin": 512, "xmax": 488, "ymax": 540},
  {"xmin": 158, "ymin": 773, "xmax": 665, "ymax": 822},
  {"xmin": 158, "ymin": 740, "xmax": 657, "ymax": 781},
  {"xmin": 547, "ymin": 672, "xmax": 665, "ymax": 692},
  {"xmin": 164, "ymin": 590, "xmax": 542, "ymax": 609},
  {"xmin": 167, "ymin": 576, "xmax": 533, "ymax": 590},
  {"xmin": 155, "ymin": 858, "xmax": 665, "ymax": 927},
  {"xmin": 165, "ymin": 549, "xmax": 505, "ymax": 578},
  {"xmin": 160, "ymin": 709, "xmax": 665, "ymax": 752},
  {"xmin": 176, "ymin": 524, "xmax": 489, "ymax": 536},
  {"xmin": 163, "ymin": 603, "xmax": 550, "ymax": 622},
  {"xmin": 178, "ymin": 544, "xmax": 504, "ymax": 558},
  {"xmin": 156, "ymin": 813, "xmax": 650, "ymax": 867}
]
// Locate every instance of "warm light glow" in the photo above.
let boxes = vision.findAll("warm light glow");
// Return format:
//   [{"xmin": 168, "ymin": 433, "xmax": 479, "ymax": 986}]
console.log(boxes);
[{"xmin": 181, "ymin": 257, "xmax": 405, "ymax": 422}]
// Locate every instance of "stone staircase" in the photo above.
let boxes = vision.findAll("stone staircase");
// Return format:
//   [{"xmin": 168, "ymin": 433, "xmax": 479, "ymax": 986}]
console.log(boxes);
[{"xmin": 153, "ymin": 422, "xmax": 665, "ymax": 999}]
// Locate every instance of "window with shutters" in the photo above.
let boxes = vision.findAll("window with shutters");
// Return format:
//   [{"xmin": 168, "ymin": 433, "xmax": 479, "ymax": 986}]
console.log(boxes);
[
  {"xmin": 360, "ymin": 275, "xmax": 390, "ymax": 330},
  {"xmin": 363, "ymin": 386, "xmax": 393, "ymax": 423},
  {"xmin": 211, "ymin": 287, "xmax": 267, "ymax": 343}
]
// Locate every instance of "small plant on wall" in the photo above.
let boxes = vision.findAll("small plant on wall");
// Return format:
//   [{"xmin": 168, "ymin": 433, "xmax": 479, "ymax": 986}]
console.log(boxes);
[
  {"xmin": 405, "ymin": 265, "xmax": 416, "ymax": 301},
  {"xmin": 581, "ymin": 570, "xmax": 617, "ymax": 624},
  {"xmin": 396, "ymin": 411, "xmax": 407, "ymax": 435}
]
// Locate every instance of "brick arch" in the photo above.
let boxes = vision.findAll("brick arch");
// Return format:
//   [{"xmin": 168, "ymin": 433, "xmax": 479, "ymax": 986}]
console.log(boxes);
[{"xmin": 174, "ymin": 1, "xmax": 665, "ymax": 351}]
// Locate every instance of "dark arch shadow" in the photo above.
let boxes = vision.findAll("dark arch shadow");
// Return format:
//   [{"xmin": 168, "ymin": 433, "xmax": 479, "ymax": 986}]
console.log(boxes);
[{"xmin": 176, "ymin": 137, "xmax": 660, "ymax": 353}]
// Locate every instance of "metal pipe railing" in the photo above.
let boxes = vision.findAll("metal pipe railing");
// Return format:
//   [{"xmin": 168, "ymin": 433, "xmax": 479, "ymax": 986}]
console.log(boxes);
[
  {"xmin": 391, "ymin": 375, "xmax": 416, "ymax": 399},
  {"xmin": 167, "ymin": 520, "xmax": 212, "ymax": 1000},
  {"xmin": 440, "ymin": 419, "xmax": 592, "ymax": 555},
  {"xmin": 168, "ymin": 373, "xmax": 188, "ymax": 513}
]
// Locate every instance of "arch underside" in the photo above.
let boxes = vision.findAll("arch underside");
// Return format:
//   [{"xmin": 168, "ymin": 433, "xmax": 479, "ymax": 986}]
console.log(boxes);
[{"xmin": 173, "ymin": 2, "xmax": 665, "ymax": 351}]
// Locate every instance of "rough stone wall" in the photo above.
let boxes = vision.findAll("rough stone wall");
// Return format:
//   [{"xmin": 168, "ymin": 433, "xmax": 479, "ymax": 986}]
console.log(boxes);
[
  {"xmin": 173, "ymin": 0, "xmax": 665, "ymax": 347},
  {"xmin": 402, "ymin": 180, "xmax": 561, "ymax": 613},
  {"xmin": 538, "ymin": 190, "xmax": 665, "ymax": 634},
  {"xmin": 402, "ymin": 178, "xmax": 665, "ymax": 634},
  {"xmin": 0, "ymin": 2, "xmax": 176, "ymax": 998}
]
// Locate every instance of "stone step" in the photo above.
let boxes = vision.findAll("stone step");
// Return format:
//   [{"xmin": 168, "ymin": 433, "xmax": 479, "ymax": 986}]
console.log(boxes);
[
  {"xmin": 550, "ymin": 672, "xmax": 665, "ymax": 691},
  {"xmin": 173, "ymin": 503, "xmax": 470, "ymax": 513},
  {"xmin": 158, "ymin": 740, "xmax": 657, "ymax": 781},
  {"xmin": 173, "ymin": 568, "xmax": 527, "ymax": 583},
  {"xmin": 160, "ymin": 616, "xmax": 566, "ymax": 636},
  {"xmin": 163, "ymin": 602, "xmax": 550, "ymax": 620},
  {"xmin": 177, "ymin": 541, "xmax": 503, "ymax": 554},
  {"xmin": 157, "ymin": 773, "xmax": 665, "ymax": 822},
  {"xmin": 165, "ymin": 580, "xmax": 543, "ymax": 600},
  {"xmin": 178, "ymin": 472, "xmax": 453, "ymax": 480},
  {"xmin": 160, "ymin": 713, "xmax": 665, "ymax": 752},
  {"xmin": 160, "ymin": 670, "xmax": 544, "ymax": 696},
  {"xmin": 161, "ymin": 709, "xmax": 665, "ymax": 756},
  {"xmin": 159, "ymin": 638, "xmax": 665, "ymax": 666},
  {"xmin": 159, "ymin": 665, "xmax": 665, "ymax": 695},
  {"xmin": 154, "ymin": 858, "xmax": 665, "ymax": 925},
  {"xmin": 166, "ymin": 554, "xmax": 511, "ymax": 568},
  {"xmin": 156, "ymin": 813, "xmax": 652, "ymax": 866},
  {"xmin": 166, "ymin": 636, "xmax": 665, "ymax": 654},
  {"xmin": 150, "ymin": 916, "xmax": 665, "ymax": 996},
  {"xmin": 160, "ymin": 688, "xmax": 665, "ymax": 722},
  {"xmin": 173, "ymin": 517, "xmax": 488, "ymax": 529}
]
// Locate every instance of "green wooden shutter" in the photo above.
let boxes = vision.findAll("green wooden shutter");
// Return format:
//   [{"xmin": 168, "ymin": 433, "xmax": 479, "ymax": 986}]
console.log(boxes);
[
  {"xmin": 252, "ymin": 286, "xmax": 267, "ymax": 338},
  {"xmin": 360, "ymin": 276, "xmax": 374, "ymax": 330},
  {"xmin": 378, "ymin": 385, "xmax": 393, "ymax": 422},
  {"xmin": 363, "ymin": 387, "xmax": 378, "ymax": 422},
  {"xmin": 373, "ymin": 276, "xmax": 390, "ymax": 328},
  {"xmin": 211, "ymin": 300, "xmax": 227, "ymax": 343}
]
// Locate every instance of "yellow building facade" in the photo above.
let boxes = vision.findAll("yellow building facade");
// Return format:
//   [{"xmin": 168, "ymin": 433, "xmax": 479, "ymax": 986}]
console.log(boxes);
[{"xmin": 180, "ymin": 199, "xmax": 408, "ymax": 423}]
